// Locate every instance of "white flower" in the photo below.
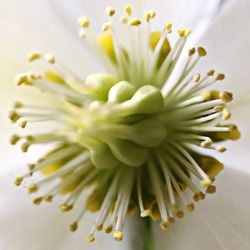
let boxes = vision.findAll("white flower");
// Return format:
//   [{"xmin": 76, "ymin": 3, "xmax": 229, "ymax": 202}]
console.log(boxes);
[{"xmin": 0, "ymin": 0, "xmax": 250, "ymax": 250}]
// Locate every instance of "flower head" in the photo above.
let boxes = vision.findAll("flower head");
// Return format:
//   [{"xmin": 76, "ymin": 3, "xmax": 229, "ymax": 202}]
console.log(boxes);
[{"xmin": 10, "ymin": 5, "xmax": 240, "ymax": 243}]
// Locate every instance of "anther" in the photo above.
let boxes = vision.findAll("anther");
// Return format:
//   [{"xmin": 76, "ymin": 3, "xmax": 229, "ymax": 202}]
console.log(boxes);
[
  {"xmin": 186, "ymin": 203, "xmax": 195, "ymax": 212},
  {"xmin": 216, "ymin": 146, "xmax": 227, "ymax": 153},
  {"xmin": 33, "ymin": 197, "xmax": 43, "ymax": 205},
  {"xmin": 59, "ymin": 203, "xmax": 73, "ymax": 212},
  {"xmin": 78, "ymin": 16, "xmax": 90, "ymax": 28},
  {"xmin": 200, "ymin": 138, "xmax": 213, "ymax": 148},
  {"xmin": 184, "ymin": 28, "xmax": 192, "ymax": 36},
  {"xmin": 10, "ymin": 134, "xmax": 21, "ymax": 145},
  {"xmin": 45, "ymin": 53, "xmax": 55, "ymax": 64},
  {"xmin": 18, "ymin": 119, "xmax": 27, "ymax": 129},
  {"xmin": 206, "ymin": 185, "xmax": 216, "ymax": 194},
  {"xmin": 178, "ymin": 28, "xmax": 185, "ymax": 37},
  {"xmin": 70, "ymin": 222, "xmax": 78, "ymax": 232},
  {"xmin": 128, "ymin": 18, "xmax": 141, "ymax": 27},
  {"xmin": 216, "ymin": 73, "xmax": 225, "ymax": 81},
  {"xmin": 97, "ymin": 224, "xmax": 103, "ymax": 231},
  {"xmin": 43, "ymin": 195, "xmax": 53, "ymax": 202},
  {"xmin": 140, "ymin": 209, "xmax": 151, "ymax": 217},
  {"xmin": 193, "ymin": 193, "xmax": 200, "ymax": 202},
  {"xmin": 222, "ymin": 108, "xmax": 231, "ymax": 120},
  {"xmin": 27, "ymin": 51, "xmax": 42, "ymax": 62},
  {"xmin": 200, "ymin": 179, "xmax": 212, "ymax": 188},
  {"xmin": 207, "ymin": 69, "xmax": 215, "ymax": 76},
  {"xmin": 214, "ymin": 105, "xmax": 223, "ymax": 112},
  {"xmin": 87, "ymin": 234, "xmax": 95, "ymax": 243},
  {"xmin": 197, "ymin": 47, "xmax": 207, "ymax": 57},
  {"xmin": 193, "ymin": 73, "xmax": 200, "ymax": 82},
  {"xmin": 119, "ymin": 16, "xmax": 128, "ymax": 24},
  {"xmin": 188, "ymin": 48, "xmax": 196, "ymax": 57},
  {"xmin": 149, "ymin": 11, "xmax": 156, "ymax": 19},
  {"xmin": 106, "ymin": 6, "xmax": 115, "ymax": 17},
  {"xmin": 102, "ymin": 22, "xmax": 112, "ymax": 32},
  {"xmin": 15, "ymin": 74, "xmax": 30, "ymax": 86},
  {"xmin": 21, "ymin": 142, "xmax": 30, "ymax": 152},
  {"xmin": 176, "ymin": 210, "xmax": 184, "ymax": 219},
  {"xmin": 124, "ymin": 5, "xmax": 132, "ymax": 16},
  {"xmin": 9, "ymin": 110, "xmax": 20, "ymax": 122},
  {"xmin": 14, "ymin": 177, "xmax": 23, "ymax": 186},
  {"xmin": 28, "ymin": 183, "xmax": 39, "ymax": 193},
  {"xmin": 165, "ymin": 22, "xmax": 172, "ymax": 33},
  {"xmin": 160, "ymin": 221, "xmax": 169, "ymax": 231},
  {"xmin": 113, "ymin": 230, "xmax": 123, "ymax": 241},
  {"xmin": 220, "ymin": 91, "xmax": 233, "ymax": 102},
  {"xmin": 105, "ymin": 225, "xmax": 113, "ymax": 234},
  {"xmin": 14, "ymin": 102, "xmax": 23, "ymax": 108}
]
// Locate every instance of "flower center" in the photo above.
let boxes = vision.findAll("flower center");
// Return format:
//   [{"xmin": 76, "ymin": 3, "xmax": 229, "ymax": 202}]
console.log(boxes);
[{"xmin": 10, "ymin": 5, "xmax": 240, "ymax": 243}]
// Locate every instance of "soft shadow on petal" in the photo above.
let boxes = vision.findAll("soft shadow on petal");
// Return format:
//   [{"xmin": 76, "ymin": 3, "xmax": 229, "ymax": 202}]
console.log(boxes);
[
  {"xmin": 154, "ymin": 168, "xmax": 250, "ymax": 250},
  {"xmin": 0, "ymin": 174, "xmax": 129, "ymax": 250},
  {"xmin": 196, "ymin": 0, "xmax": 250, "ymax": 173}
]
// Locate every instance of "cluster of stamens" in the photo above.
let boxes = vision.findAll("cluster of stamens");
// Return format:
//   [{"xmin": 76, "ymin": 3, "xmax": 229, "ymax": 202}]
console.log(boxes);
[{"xmin": 10, "ymin": 5, "xmax": 240, "ymax": 243}]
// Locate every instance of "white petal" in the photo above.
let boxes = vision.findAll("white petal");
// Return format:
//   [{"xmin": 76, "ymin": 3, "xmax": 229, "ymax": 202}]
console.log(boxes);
[
  {"xmin": 154, "ymin": 168, "xmax": 250, "ymax": 250},
  {"xmin": 195, "ymin": 0, "xmax": 250, "ymax": 172}
]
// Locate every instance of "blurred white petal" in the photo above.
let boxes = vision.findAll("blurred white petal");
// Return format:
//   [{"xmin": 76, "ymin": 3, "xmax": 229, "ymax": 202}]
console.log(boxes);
[
  {"xmin": 154, "ymin": 168, "xmax": 250, "ymax": 250},
  {"xmin": 196, "ymin": 0, "xmax": 250, "ymax": 173}
]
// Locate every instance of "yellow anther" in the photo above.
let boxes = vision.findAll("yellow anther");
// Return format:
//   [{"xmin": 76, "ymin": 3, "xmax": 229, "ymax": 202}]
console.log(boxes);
[
  {"xmin": 14, "ymin": 177, "xmax": 23, "ymax": 186},
  {"xmin": 78, "ymin": 16, "xmax": 90, "ymax": 28},
  {"xmin": 165, "ymin": 22, "xmax": 172, "ymax": 33},
  {"xmin": 14, "ymin": 102, "xmax": 23, "ymax": 108},
  {"xmin": 193, "ymin": 193, "xmax": 200, "ymax": 202},
  {"xmin": 220, "ymin": 91, "xmax": 233, "ymax": 102},
  {"xmin": 176, "ymin": 210, "xmax": 184, "ymax": 218},
  {"xmin": 28, "ymin": 183, "xmax": 39, "ymax": 193},
  {"xmin": 119, "ymin": 15, "xmax": 128, "ymax": 24},
  {"xmin": 149, "ymin": 11, "xmax": 156, "ymax": 18},
  {"xmin": 206, "ymin": 185, "xmax": 216, "ymax": 194},
  {"xmin": 128, "ymin": 18, "xmax": 141, "ymax": 26},
  {"xmin": 78, "ymin": 30, "xmax": 87, "ymax": 39},
  {"xmin": 59, "ymin": 203, "xmax": 73, "ymax": 212},
  {"xmin": 160, "ymin": 221, "xmax": 169, "ymax": 231},
  {"xmin": 18, "ymin": 119, "xmax": 27, "ymax": 129},
  {"xmin": 15, "ymin": 74, "xmax": 29, "ymax": 86},
  {"xmin": 43, "ymin": 195, "xmax": 53, "ymax": 202},
  {"xmin": 216, "ymin": 73, "xmax": 225, "ymax": 81},
  {"xmin": 199, "ymin": 192, "xmax": 206, "ymax": 200},
  {"xmin": 124, "ymin": 5, "xmax": 132, "ymax": 16},
  {"xmin": 169, "ymin": 217, "xmax": 175, "ymax": 224},
  {"xmin": 105, "ymin": 224, "xmax": 113, "ymax": 234},
  {"xmin": 214, "ymin": 105, "xmax": 223, "ymax": 112},
  {"xmin": 45, "ymin": 53, "xmax": 55, "ymax": 64},
  {"xmin": 216, "ymin": 146, "xmax": 227, "ymax": 153},
  {"xmin": 144, "ymin": 12, "xmax": 151, "ymax": 22},
  {"xmin": 193, "ymin": 73, "xmax": 200, "ymax": 82},
  {"xmin": 222, "ymin": 108, "xmax": 231, "ymax": 120},
  {"xmin": 27, "ymin": 51, "xmax": 42, "ymax": 62},
  {"xmin": 140, "ymin": 209, "xmax": 151, "ymax": 217},
  {"xmin": 9, "ymin": 110, "xmax": 20, "ymax": 122},
  {"xmin": 33, "ymin": 197, "xmax": 43, "ymax": 205},
  {"xmin": 185, "ymin": 28, "xmax": 192, "ymax": 36},
  {"xmin": 102, "ymin": 22, "xmax": 112, "ymax": 32},
  {"xmin": 188, "ymin": 47, "xmax": 196, "ymax": 56},
  {"xmin": 187, "ymin": 203, "xmax": 195, "ymax": 212},
  {"xmin": 178, "ymin": 28, "xmax": 185, "ymax": 37},
  {"xmin": 70, "ymin": 222, "xmax": 78, "ymax": 232},
  {"xmin": 87, "ymin": 234, "xmax": 95, "ymax": 243},
  {"xmin": 21, "ymin": 142, "xmax": 30, "ymax": 152},
  {"xmin": 97, "ymin": 224, "xmax": 103, "ymax": 231},
  {"xmin": 106, "ymin": 6, "xmax": 115, "ymax": 17},
  {"xmin": 207, "ymin": 69, "xmax": 215, "ymax": 76},
  {"xmin": 28, "ymin": 163, "xmax": 36, "ymax": 171},
  {"xmin": 113, "ymin": 230, "xmax": 123, "ymax": 241},
  {"xmin": 200, "ymin": 179, "xmax": 212, "ymax": 188},
  {"xmin": 200, "ymin": 138, "xmax": 213, "ymax": 148},
  {"xmin": 197, "ymin": 47, "xmax": 207, "ymax": 57},
  {"xmin": 10, "ymin": 134, "xmax": 20, "ymax": 145}
]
